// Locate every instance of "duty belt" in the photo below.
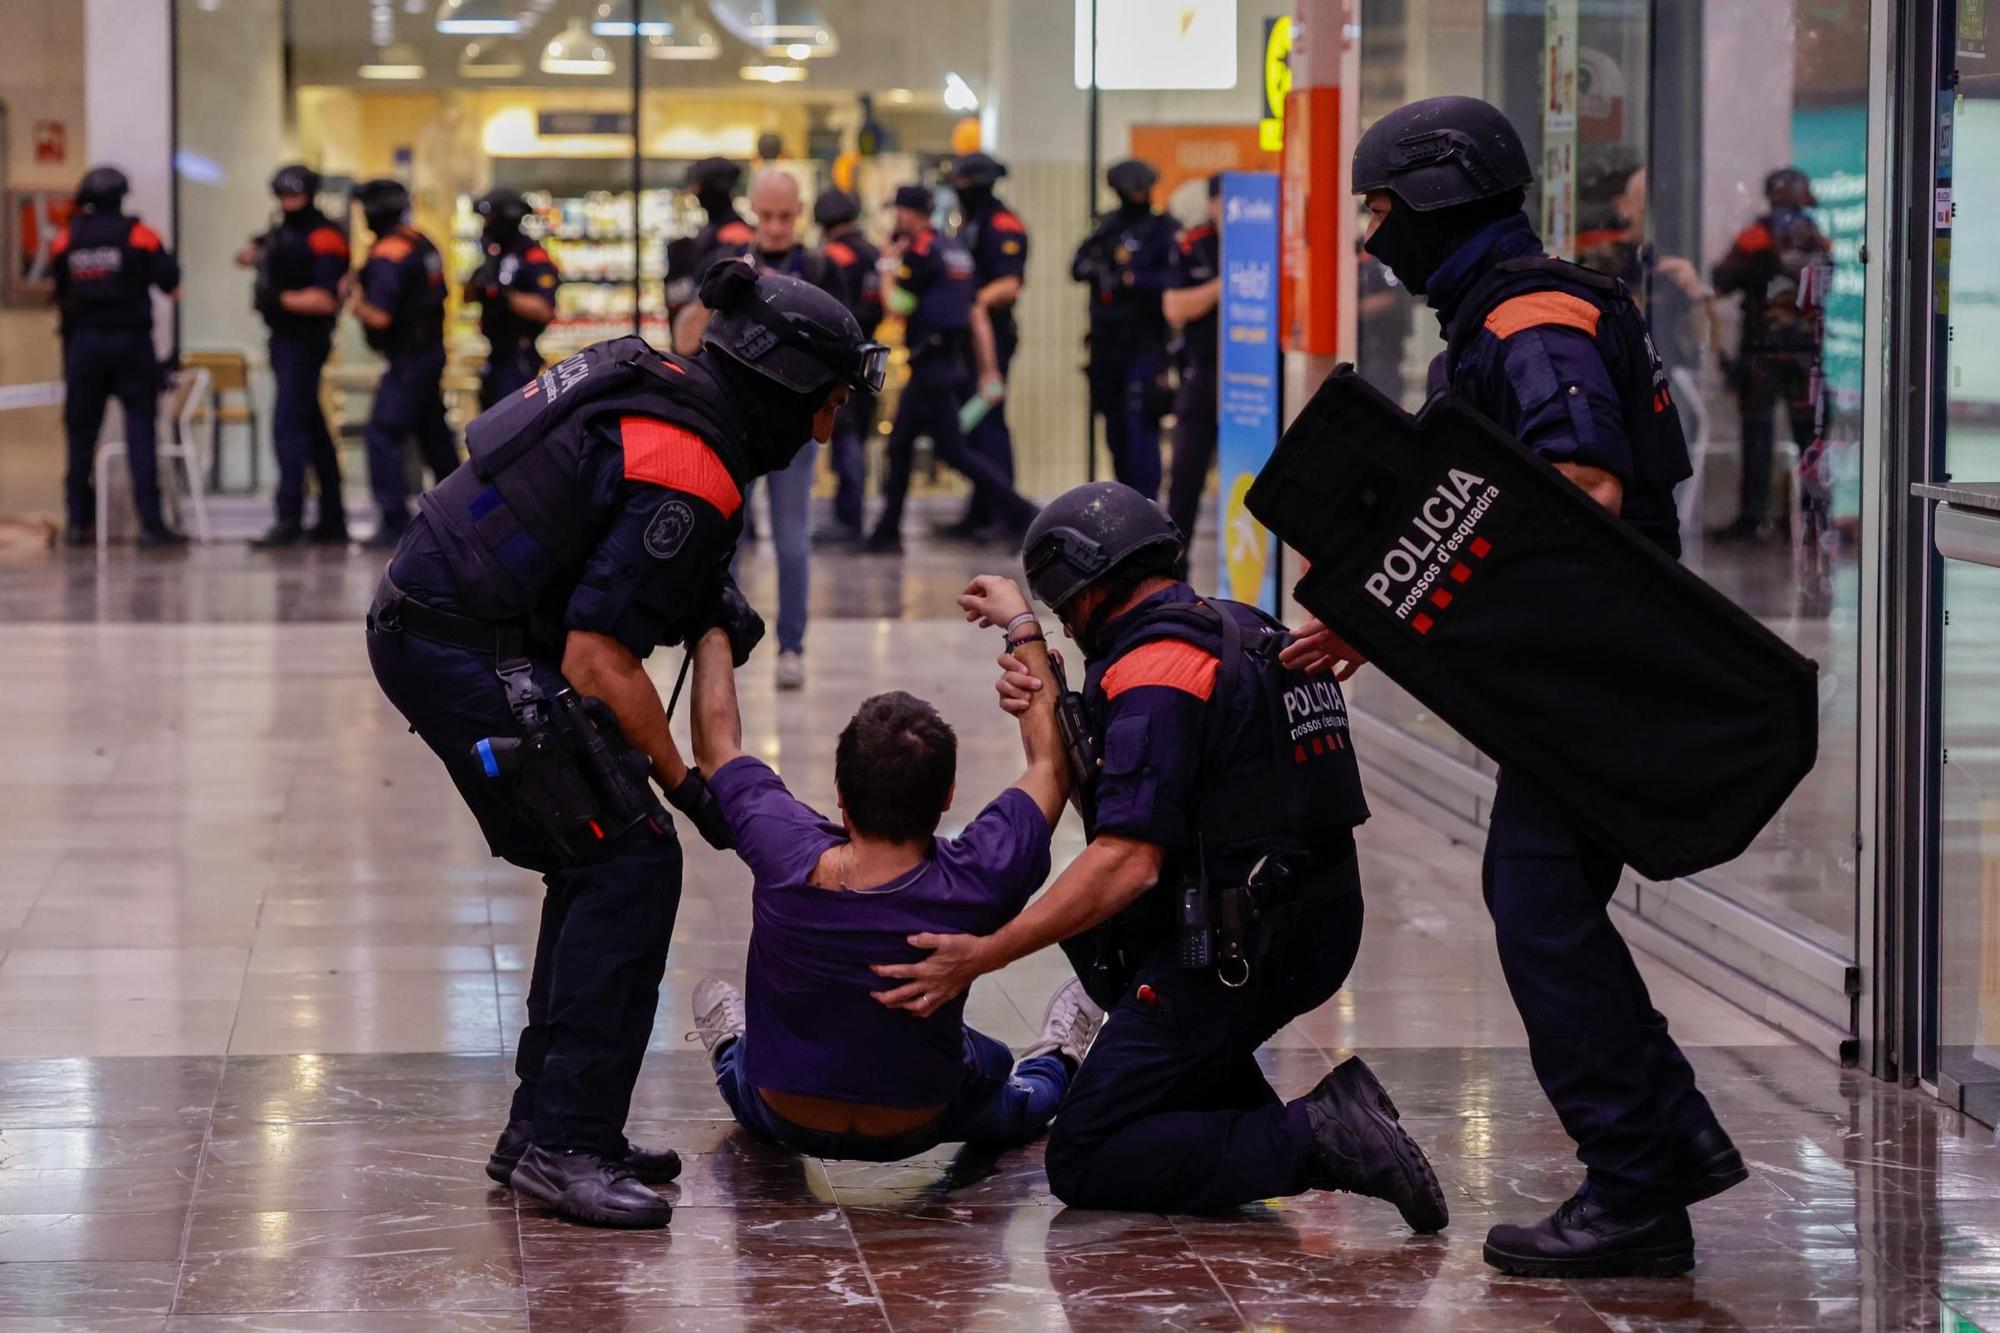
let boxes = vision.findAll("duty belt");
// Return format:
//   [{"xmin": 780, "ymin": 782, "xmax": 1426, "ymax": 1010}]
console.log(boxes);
[{"xmin": 367, "ymin": 574, "xmax": 529, "ymax": 661}]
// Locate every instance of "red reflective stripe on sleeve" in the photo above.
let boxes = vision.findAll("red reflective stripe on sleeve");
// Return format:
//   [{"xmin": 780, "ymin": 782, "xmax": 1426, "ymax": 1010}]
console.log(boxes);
[
  {"xmin": 50, "ymin": 226, "xmax": 69, "ymax": 256},
  {"xmin": 524, "ymin": 246, "xmax": 550, "ymax": 264},
  {"xmin": 911, "ymin": 231, "xmax": 933, "ymax": 256},
  {"xmin": 619, "ymin": 416, "xmax": 742, "ymax": 519},
  {"xmin": 1735, "ymin": 223, "xmax": 1773, "ymax": 254},
  {"xmin": 128, "ymin": 223, "xmax": 163, "ymax": 253},
  {"xmin": 824, "ymin": 241, "xmax": 855, "ymax": 265},
  {"xmin": 371, "ymin": 234, "xmax": 414, "ymax": 262},
  {"xmin": 307, "ymin": 227, "xmax": 349, "ymax": 259},
  {"xmin": 991, "ymin": 211, "xmax": 1026, "ymax": 234},
  {"xmin": 717, "ymin": 221, "xmax": 753, "ymax": 245},
  {"xmin": 1100, "ymin": 639, "xmax": 1220, "ymax": 702},
  {"xmin": 1483, "ymin": 291, "xmax": 1601, "ymax": 341}
]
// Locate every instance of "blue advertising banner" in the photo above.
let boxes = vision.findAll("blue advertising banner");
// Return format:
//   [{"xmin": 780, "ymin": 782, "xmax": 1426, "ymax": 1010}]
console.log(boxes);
[{"xmin": 1217, "ymin": 170, "xmax": 1282, "ymax": 611}]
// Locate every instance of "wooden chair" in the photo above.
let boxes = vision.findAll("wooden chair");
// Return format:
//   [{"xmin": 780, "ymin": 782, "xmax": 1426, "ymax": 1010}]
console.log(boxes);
[{"xmin": 181, "ymin": 347, "xmax": 260, "ymax": 492}]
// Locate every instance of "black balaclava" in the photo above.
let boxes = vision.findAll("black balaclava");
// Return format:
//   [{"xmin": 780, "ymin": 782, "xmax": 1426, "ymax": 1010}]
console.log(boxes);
[
  {"xmin": 957, "ymin": 181, "xmax": 995, "ymax": 216},
  {"xmin": 1364, "ymin": 189, "xmax": 1524, "ymax": 298},
  {"xmin": 707, "ymin": 354, "xmax": 823, "ymax": 477},
  {"xmin": 364, "ymin": 206, "xmax": 403, "ymax": 238},
  {"xmin": 1115, "ymin": 187, "xmax": 1152, "ymax": 221},
  {"xmin": 698, "ymin": 184, "xmax": 736, "ymax": 226}
]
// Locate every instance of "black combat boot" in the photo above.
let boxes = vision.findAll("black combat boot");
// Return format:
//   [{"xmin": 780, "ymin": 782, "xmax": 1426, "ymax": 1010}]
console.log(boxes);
[
  {"xmin": 1299, "ymin": 1056, "xmax": 1449, "ymax": 1234},
  {"xmin": 508, "ymin": 1144, "xmax": 672, "ymax": 1229},
  {"xmin": 250, "ymin": 519, "xmax": 305, "ymax": 549},
  {"xmin": 486, "ymin": 1120, "xmax": 682, "ymax": 1188},
  {"xmin": 1483, "ymin": 1189, "xmax": 1694, "ymax": 1277},
  {"xmin": 1674, "ymin": 1122, "xmax": 1748, "ymax": 1206}
]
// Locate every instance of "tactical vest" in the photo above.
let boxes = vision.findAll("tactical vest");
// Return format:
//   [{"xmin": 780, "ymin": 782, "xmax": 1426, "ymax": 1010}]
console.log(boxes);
[
  {"xmin": 373, "ymin": 227, "xmax": 446, "ymax": 358},
  {"xmin": 419, "ymin": 336, "xmax": 750, "ymax": 622},
  {"xmin": 1444, "ymin": 256, "xmax": 1692, "ymax": 551},
  {"xmin": 60, "ymin": 214, "xmax": 151, "ymax": 333},
  {"xmin": 257, "ymin": 210, "xmax": 340, "ymax": 336}
]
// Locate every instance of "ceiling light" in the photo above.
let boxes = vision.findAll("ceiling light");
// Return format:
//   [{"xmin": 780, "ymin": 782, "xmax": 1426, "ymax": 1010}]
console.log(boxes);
[
  {"xmin": 738, "ymin": 62, "xmax": 806, "ymax": 83},
  {"xmin": 943, "ymin": 72, "xmax": 978, "ymax": 112},
  {"xmin": 785, "ymin": 42, "xmax": 810, "ymax": 59},
  {"xmin": 437, "ymin": 0, "xmax": 521, "ymax": 33},
  {"xmin": 541, "ymin": 18, "xmax": 614, "ymax": 74},
  {"xmin": 710, "ymin": 1, "xmax": 838, "ymax": 56},
  {"xmin": 646, "ymin": 2, "xmax": 721, "ymax": 58},
  {"xmin": 883, "ymin": 87, "xmax": 915, "ymax": 105},
  {"xmin": 459, "ymin": 39, "xmax": 525, "ymax": 76},
  {"xmin": 359, "ymin": 41, "xmax": 427, "ymax": 79},
  {"xmin": 593, "ymin": 0, "xmax": 672, "ymax": 36}
]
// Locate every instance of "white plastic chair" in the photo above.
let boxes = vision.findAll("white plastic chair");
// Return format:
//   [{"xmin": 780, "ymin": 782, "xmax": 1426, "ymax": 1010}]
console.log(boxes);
[{"xmin": 96, "ymin": 366, "xmax": 213, "ymax": 547}]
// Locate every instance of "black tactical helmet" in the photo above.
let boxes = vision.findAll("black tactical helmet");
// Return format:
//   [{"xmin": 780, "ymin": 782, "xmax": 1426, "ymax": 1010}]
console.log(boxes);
[
  {"xmin": 75, "ymin": 166, "xmax": 129, "ymax": 210},
  {"xmin": 1352, "ymin": 96, "xmax": 1533, "ymax": 210},
  {"xmin": 355, "ymin": 178, "xmax": 411, "ymax": 233},
  {"xmin": 1022, "ymin": 482, "xmax": 1185, "ymax": 611},
  {"xmin": 688, "ymin": 156, "xmax": 742, "ymax": 194},
  {"xmin": 475, "ymin": 188, "xmax": 532, "ymax": 237},
  {"xmin": 893, "ymin": 184, "xmax": 935, "ymax": 214},
  {"xmin": 1106, "ymin": 159, "xmax": 1159, "ymax": 198},
  {"xmin": 812, "ymin": 187, "xmax": 859, "ymax": 230},
  {"xmin": 699, "ymin": 258, "xmax": 889, "ymax": 398},
  {"xmin": 270, "ymin": 163, "xmax": 321, "ymax": 199},
  {"xmin": 952, "ymin": 152, "xmax": 1008, "ymax": 189}
]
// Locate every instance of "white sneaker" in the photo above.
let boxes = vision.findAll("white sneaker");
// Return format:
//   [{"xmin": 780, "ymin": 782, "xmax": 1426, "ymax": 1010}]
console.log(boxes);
[
  {"xmin": 689, "ymin": 977, "xmax": 746, "ymax": 1056},
  {"xmin": 1018, "ymin": 977, "xmax": 1104, "ymax": 1067},
  {"xmin": 776, "ymin": 650, "xmax": 805, "ymax": 691}
]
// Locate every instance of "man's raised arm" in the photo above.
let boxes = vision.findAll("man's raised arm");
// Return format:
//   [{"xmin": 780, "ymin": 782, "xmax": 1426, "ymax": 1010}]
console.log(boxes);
[{"xmin": 958, "ymin": 575, "xmax": 1068, "ymax": 826}]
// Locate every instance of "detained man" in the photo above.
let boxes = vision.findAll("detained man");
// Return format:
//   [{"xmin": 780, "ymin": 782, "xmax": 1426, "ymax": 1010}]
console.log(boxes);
[{"xmin": 684, "ymin": 581, "xmax": 1102, "ymax": 1161}]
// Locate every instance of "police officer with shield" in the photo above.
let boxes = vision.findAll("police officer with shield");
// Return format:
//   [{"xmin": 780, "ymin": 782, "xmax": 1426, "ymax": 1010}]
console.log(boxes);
[
  {"xmin": 1284, "ymin": 95, "xmax": 1739, "ymax": 1276},
  {"xmin": 367, "ymin": 260, "xmax": 887, "ymax": 1229},
  {"xmin": 1071, "ymin": 160, "xmax": 1179, "ymax": 499},
  {"xmin": 871, "ymin": 482, "xmax": 1447, "ymax": 1227},
  {"xmin": 53, "ymin": 165, "xmax": 183, "ymax": 548},
  {"xmin": 468, "ymin": 189, "xmax": 560, "ymax": 410},
  {"xmin": 351, "ymin": 179, "xmax": 457, "ymax": 548}
]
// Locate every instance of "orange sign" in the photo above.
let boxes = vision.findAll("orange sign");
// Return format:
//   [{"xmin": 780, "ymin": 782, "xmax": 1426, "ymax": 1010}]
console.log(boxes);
[
  {"xmin": 1127, "ymin": 124, "xmax": 1281, "ymax": 207},
  {"xmin": 1279, "ymin": 85, "xmax": 1342, "ymax": 357}
]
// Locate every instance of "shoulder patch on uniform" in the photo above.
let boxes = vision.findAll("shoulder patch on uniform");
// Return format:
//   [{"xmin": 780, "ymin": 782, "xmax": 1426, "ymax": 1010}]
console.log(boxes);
[
  {"xmin": 717, "ymin": 221, "xmax": 753, "ymax": 245},
  {"xmin": 50, "ymin": 226, "xmax": 69, "ymax": 256},
  {"xmin": 1101, "ymin": 639, "xmax": 1220, "ymax": 702},
  {"xmin": 1735, "ymin": 223, "xmax": 1773, "ymax": 254},
  {"xmin": 1484, "ymin": 291, "xmax": 1601, "ymax": 341},
  {"xmin": 991, "ymin": 211, "xmax": 1026, "ymax": 234},
  {"xmin": 128, "ymin": 222, "xmax": 163, "ymax": 252},
  {"xmin": 619, "ymin": 415, "xmax": 742, "ymax": 519},
  {"xmin": 371, "ymin": 234, "xmax": 414, "ymax": 262},
  {"xmin": 308, "ymin": 227, "xmax": 349, "ymax": 259},
  {"xmin": 824, "ymin": 240, "xmax": 855, "ymax": 266}
]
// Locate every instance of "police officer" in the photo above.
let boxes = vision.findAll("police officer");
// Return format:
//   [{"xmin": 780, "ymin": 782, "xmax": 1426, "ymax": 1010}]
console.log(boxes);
[
  {"xmin": 468, "ymin": 189, "xmax": 560, "ymax": 411},
  {"xmin": 872, "ymin": 483, "xmax": 1447, "ymax": 1225},
  {"xmin": 866, "ymin": 184, "xmax": 1038, "ymax": 554},
  {"xmin": 665, "ymin": 157, "xmax": 753, "ymax": 341},
  {"xmin": 242, "ymin": 164, "xmax": 349, "ymax": 548},
  {"xmin": 812, "ymin": 187, "xmax": 883, "ymax": 544},
  {"xmin": 52, "ymin": 165, "xmax": 183, "ymax": 548},
  {"xmin": 367, "ymin": 260, "xmax": 887, "ymax": 1229},
  {"xmin": 1071, "ymin": 159, "xmax": 1179, "ymax": 499},
  {"xmin": 1301, "ymin": 94, "xmax": 1735, "ymax": 1277},
  {"xmin": 938, "ymin": 151, "xmax": 1030, "ymax": 543},
  {"xmin": 351, "ymin": 179, "xmax": 457, "ymax": 549},
  {"xmin": 1162, "ymin": 175, "xmax": 1222, "ymax": 544}
]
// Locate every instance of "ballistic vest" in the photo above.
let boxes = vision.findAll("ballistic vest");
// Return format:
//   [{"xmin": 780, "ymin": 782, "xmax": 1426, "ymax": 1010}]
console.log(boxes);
[{"xmin": 57, "ymin": 213, "xmax": 157, "ymax": 335}]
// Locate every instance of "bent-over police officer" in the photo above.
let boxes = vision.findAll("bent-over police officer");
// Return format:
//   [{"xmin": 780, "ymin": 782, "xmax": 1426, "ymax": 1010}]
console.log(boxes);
[
  {"xmin": 1072, "ymin": 160, "xmax": 1178, "ymax": 500},
  {"xmin": 351, "ymin": 179, "xmax": 457, "ymax": 549},
  {"xmin": 1285, "ymin": 95, "xmax": 1735, "ymax": 1278},
  {"xmin": 468, "ymin": 189, "xmax": 559, "ymax": 410},
  {"xmin": 53, "ymin": 165, "xmax": 183, "ymax": 548},
  {"xmin": 872, "ymin": 483, "xmax": 1448, "ymax": 1227},
  {"xmin": 366, "ymin": 260, "xmax": 887, "ymax": 1229}
]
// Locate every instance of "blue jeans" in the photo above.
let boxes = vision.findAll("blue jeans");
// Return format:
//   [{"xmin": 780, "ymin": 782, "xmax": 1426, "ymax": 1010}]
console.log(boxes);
[
  {"xmin": 734, "ymin": 442, "xmax": 814, "ymax": 654},
  {"xmin": 713, "ymin": 1026, "xmax": 1071, "ymax": 1162}
]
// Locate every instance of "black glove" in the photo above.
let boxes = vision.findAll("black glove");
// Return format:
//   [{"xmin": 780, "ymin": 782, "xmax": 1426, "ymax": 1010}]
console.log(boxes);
[
  {"xmin": 666, "ymin": 766, "xmax": 733, "ymax": 851},
  {"xmin": 705, "ymin": 576, "xmax": 766, "ymax": 667}
]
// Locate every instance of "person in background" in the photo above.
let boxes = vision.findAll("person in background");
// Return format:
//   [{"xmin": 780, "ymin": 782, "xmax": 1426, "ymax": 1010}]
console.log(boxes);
[
  {"xmin": 241, "ymin": 164, "xmax": 348, "ymax": 549},
  {"xmin": 1162, "ymin": 175, "xmax": 1222, "ymax": 544},
  {"xmin": 938, "ymin": 151, "xmax": 1031, "ymax": 545},
  {"xmin": 1071, "ymin": 159, "xmax": 1178, "ymax": 499},
  {"xmin": 666, "ymin": 157, "xmax": 753, "ymax": 342},
  {"xmin": 813, "ymin": 187, "xmax": 884, "ymax": 546},
  {"xmin": 52, "ymin": 165, "xmax": 183, "ymax": 549},
  {"xmin": 466, "ymin": 189, "xmax": 559, "ymax": 411},
  {"xmin": 350, "ymin": 178, "xmax": 457, "ymax": 550}
]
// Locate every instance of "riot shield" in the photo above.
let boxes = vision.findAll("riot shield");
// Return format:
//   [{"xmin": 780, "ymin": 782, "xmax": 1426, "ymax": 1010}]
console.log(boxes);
[{"xmin": 1246, "ymin": 367, "xmax": 1818, "ymax": 882}]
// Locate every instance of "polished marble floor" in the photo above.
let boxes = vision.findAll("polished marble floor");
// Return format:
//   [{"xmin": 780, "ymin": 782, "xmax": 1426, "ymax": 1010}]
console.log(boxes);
[{"xmin": 0, "ymin": 520, "xmax": 1992, "ymax": 1329}]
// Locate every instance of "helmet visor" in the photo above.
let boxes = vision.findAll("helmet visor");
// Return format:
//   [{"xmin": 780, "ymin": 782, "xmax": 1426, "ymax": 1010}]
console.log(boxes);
[{"xmin": 853, "ymin": 342, "xmax": 889, "ymax": 394}]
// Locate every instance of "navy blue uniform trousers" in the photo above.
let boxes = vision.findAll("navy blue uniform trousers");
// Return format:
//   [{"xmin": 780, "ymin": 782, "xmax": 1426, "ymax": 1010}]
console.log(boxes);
[
  {"xmin": 1483, "ymin": 771, "xmax": 1722, "ymax": 1207},
  {"xmin": 1045, "ymin": 854, "xmax": 1363, "ymax": 1213},
  {"xmin": 366, "ymin": 621, "xmax": 682, "ymax": 1152},
  {"xmin": 365, "ymin": 348, "xmax": 458, "ymax": 527},
  {"xmin": 269, "ymin": 331, "xmax": 344, "ymax": 527},
  {"xmin": 1166, "ymin": 366, "xmax": 1218, "ymax": 544},
  {"xmin": 959, "ymin": 326, "xmax": 1020, "ymax": 527},
  {"xmin": 1087, "ymin": 347, "xmax": 1165, "ymax": 501},
  {"xmin": 64, "ymin": 329, "xmax": 163, "ymax": 532},
  {"xmin": 873, "ymin": 354, "xmax": 1036, "ymax": 539},
  {"xmin": 481, "ymin": 340, "xmax": 543, "ymax": 411},
  {"xmin": 828, "ymin": 387, "xmax": 875, "ymax": 532}
]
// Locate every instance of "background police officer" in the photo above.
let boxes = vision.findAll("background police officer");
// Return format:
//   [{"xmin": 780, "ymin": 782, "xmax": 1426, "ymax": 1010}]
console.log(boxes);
[
  {"xmin": 1071, "ymin": 159, "xmax": 1178, "ymax": 499},
  {"xmin": 812, "ymin": 187, "xmax": 883, "ymax": 544},
  {"xmin": 367, "ymin": 261, "xmax": 885, "ymax": 1230},
  {"xmin": 666, "ymin": 157, "xmax": 753, "ymax": 341},
  {"xmin": 52, "ymin": 165, "xmax": 183, "ymax": 548},
  {"xmin": 938, "ymin": 151, "xmax": 1030, "ymax": 543},
  {"xmin": 467, "ymin": 189, "xmax": 559, "ymax": 410},
  {"xmin": 1162, "ymin": 175, "xmax": 1222, "ymax": 544},
  {"xmin": 350, "ymin": 179, "xmax": 457, "ymax": 549},
  {"xmin": 240, "ymin": 164, "xmax": 349, "ymax": 548},
  {"xmin": 866, "ymin": 184, "xmax": 1038, "ymax": 554},
  {"xmin": 873, "ymin": 483, "xmax": 1447, "ymax": 1228},
  {"xmin": 1303, "ymin": 94, "xmax": 1735, "ymax": 1277}
]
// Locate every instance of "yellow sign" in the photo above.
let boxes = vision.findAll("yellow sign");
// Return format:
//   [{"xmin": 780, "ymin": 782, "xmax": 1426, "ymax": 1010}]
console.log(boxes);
[
  {"xmin": 1223, "ymin": 472, "xmax": 1271, "ymax": 604},
  {"xmin": 1260, "ymin": 17, "xmax": 1292, "ymax": 152}
]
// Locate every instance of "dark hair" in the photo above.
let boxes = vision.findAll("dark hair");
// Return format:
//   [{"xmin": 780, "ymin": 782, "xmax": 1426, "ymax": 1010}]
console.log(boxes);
[{"xmin": 835, "ymin": 692, "xmax": 957, "ymax": 843}]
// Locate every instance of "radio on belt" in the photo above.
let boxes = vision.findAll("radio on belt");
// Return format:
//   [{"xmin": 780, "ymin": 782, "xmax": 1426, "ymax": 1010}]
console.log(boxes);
[{"xmin": 1247, "ymin": 367, "xmax": 1819, "ymax": 883}]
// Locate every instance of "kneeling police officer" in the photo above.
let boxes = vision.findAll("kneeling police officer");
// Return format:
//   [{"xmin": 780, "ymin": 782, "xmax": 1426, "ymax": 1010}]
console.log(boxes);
[
  {"xmin": 1294, "ymin": 95, "xmax": 1737, "ymax": 1276},
  {"xmin": 873, "ymin": 483, "xmax": 1447, "ymax": 1227},
  {"xmin": 367, "ymin": 259, "xmax": 886, "ymax": 1229}
]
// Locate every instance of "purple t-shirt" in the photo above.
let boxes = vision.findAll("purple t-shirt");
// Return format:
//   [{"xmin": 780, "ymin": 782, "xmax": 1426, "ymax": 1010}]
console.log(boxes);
[{"xmin": 709, "ymin": 756, "xmax": 1053, "ymax": 1108}]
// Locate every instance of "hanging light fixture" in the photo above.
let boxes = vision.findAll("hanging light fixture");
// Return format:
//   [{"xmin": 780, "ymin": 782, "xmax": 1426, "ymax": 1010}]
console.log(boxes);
[
  {"xmin": 943, "ymin": 72, "xmax": 979, "ymax": 113},
  {"xmin": 459, "ymin": 38, "xmax": 525, "ymax": 76},
  {"xmin": 359, "ymin": 41, "xmax": 428, "ymax": 79},
  {"xmin": 646, "ymin": 2, "xmax": 721, "ymax": 59},
  {"xmin": 708, "ymin": 0, "xmax": 837, "ymax": 58},
  {"xmin": 541, "ymin": 18, "xmax": 614, "ymax": 74},
  {"xmin": 737, "ymin": 61, "xmax": 806, "ymax": 83},
  {"xmin": 436, "ymin": 0, "xmax": 521, "ymax": 34},
  {"xmin": 593, "ymin": 0, "xmax": 672, "ymax": 36}
]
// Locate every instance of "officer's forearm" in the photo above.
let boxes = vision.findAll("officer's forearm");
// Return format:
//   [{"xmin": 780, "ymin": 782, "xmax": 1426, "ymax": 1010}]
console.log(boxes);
[
  {"xmin": 1554, "ymin": 462, "xmax": 1624, "ymax": 514},
  {"xmin": 1163, "ymin": 279, "xmax": 1220, "ymax": 328},
  {"xmin": 969, "ymin": 304, "xmax": 1001, "ymax": 384},
  {"xmin": 980, "ymin": 835, "xmax": 1162, "ymax": 971},
  {"xmin": 280, "ymin": 289, "xmax": 339, "ymax": 316},
  {"xmin": 353, "ymin": 299, "xmax": 392, "ymax": 331},
  {"xmin": 507, "ymin": 291, "xmax": 555, "ymax": 325},
  {"xmin": 976, "ymin": 276, "xmax": 1020, "ymax": 311},
  {"xmin": 561, "ymin": 629, "xmax": 689, "ymax": 791},
  {"xmin": 690, "ymin": 628, "xmax": 744, "ymax": 775}
]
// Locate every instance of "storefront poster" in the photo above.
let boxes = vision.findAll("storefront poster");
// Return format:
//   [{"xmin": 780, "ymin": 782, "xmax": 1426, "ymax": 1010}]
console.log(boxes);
[
  {"xmin": 1218, "ymin": 171, "xmax": 1281, "ymax": 612},
  {"xmin": 1791, "ymin": 102, "xmax": 1868, "ymax": 417}
]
